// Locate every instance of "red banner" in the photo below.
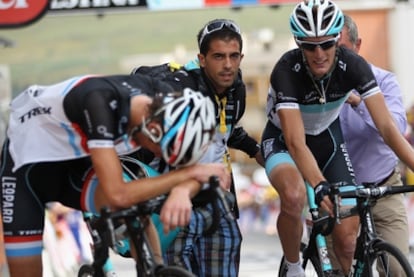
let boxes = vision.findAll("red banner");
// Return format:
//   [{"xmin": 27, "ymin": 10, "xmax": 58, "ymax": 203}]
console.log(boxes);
[
  {"xmin": 0, "ymin": 0, "xmax": 49, "ymax": 28},
  {"xmin": 0, "ymin": 0, "xmax": 298, "ymax": 29}
]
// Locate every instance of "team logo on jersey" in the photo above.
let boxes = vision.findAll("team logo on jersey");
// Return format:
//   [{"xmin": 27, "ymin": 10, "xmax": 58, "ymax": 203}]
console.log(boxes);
[
  {"xmin": 109, "ymin": 100, "xmax": 118, "ymax": 110},
  {"xmin": 338, "ymin": 60, "xmax": 347, "ymax": 71},
  {"xmin": 292, "ymin": 63, "xmax": 301, "ymax": 72},
  {"xmin": 18, "ymin": 106, "xmax": 51, "ymax": 123}
]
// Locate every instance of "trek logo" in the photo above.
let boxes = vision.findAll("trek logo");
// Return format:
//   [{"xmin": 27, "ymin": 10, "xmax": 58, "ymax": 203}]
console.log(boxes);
[
  {"xmin": 18, "ymin": 106, "xmax": 52, "ymax": 123},
  {"xmin": 0, "ymin": 0, "xmax": 49, "ymax": 28}
]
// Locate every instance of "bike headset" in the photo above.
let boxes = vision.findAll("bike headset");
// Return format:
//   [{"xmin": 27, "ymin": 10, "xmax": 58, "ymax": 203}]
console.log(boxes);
[{"xmin": 129, "ymin": 87, "xmax": 216, "ymax": 168}]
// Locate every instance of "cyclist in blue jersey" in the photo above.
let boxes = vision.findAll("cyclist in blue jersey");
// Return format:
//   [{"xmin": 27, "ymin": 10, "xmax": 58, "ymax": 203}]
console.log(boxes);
[
  {"xmin": 261, "ymin": 1, "xmax": 414, "ymax": 276},
  {"xmin": 0, "ymin": 73, "xmax": 230, "ymax": 277}
]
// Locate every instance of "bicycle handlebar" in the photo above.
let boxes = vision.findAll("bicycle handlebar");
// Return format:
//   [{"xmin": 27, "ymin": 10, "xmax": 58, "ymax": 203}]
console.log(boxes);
[
  {"xmin": 97, "ymin": 175, "xmax": 232, "ymax": 244},
  {"xmin": 311, "ymin": 183, "xmax": 414, "ymax": 236},
  {"xmin": 338, "ymin": 183, "xmax": 414, "ymax": 199}
]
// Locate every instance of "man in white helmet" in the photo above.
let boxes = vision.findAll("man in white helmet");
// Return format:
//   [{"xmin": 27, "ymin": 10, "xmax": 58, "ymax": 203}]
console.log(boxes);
[
  {"xmin": 0, "ymin": 73, "xmax": 230, "ymax": 277},
  {"xmin": 262, "ymin": 0, "xmax": 414, "ymax": 276}
]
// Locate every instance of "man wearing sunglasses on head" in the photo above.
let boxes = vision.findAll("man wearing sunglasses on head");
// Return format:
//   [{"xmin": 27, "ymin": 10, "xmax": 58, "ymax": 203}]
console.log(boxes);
[
  {"xmin": 146, "ymin": 19, "xmax": 263, "ymax": 276},
  {"xmin": 261, "ymin": 1, "xmax": 414, "ymax": 276},
  {"xmin": 0, "ymin": 73, "xmax": 231, "ymax": 277}
]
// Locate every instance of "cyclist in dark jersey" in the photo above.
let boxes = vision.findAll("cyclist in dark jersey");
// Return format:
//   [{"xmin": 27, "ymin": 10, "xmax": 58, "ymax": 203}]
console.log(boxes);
[
  {"xmin": 261, "ymin": 1, "xmax": 414, "ymax": 276},
  {"xmin": 0, "ymin": 73, "xmax": 230, "ymax": 277}
]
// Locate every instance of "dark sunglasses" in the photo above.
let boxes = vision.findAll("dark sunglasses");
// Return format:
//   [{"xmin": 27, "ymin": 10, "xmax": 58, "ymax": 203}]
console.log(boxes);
[
  {"xmin": 198, "ymin": 20, "xmax": 241, "ymax": 47},
  {"xmin": 296, "ymin": 36, "xmax": 339, "ymax": 51}
]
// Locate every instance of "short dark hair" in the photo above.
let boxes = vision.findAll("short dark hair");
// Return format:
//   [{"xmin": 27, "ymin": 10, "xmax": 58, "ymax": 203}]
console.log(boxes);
[{"xmin": 197, "ymin": 19, "xmax": 243, "ymax": 55}]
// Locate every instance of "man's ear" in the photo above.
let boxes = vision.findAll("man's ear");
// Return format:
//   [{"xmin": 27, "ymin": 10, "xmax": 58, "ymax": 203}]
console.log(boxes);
[
  {"xmin": 147, "ymin": 121, "xmax": 162, "ymax": 135},
  {"xmin": 197, "ymin": 53, "xmax": 206, "ymax": 68},
  {"xmin": 146, "ymin": 121, "xmax": 163, "ymax": 143},
  {"xmin": 355, "ymin": 38, "xmax": 362, "ymax": 52}
]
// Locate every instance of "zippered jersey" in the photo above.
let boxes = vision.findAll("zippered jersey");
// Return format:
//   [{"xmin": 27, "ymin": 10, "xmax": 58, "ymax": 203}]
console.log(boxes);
[{"xmin": 266, "ymin": 47, "xmax": 380, "ymax": 135}]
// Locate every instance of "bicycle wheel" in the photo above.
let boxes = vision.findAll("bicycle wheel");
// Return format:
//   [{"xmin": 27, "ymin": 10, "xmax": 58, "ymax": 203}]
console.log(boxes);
[
  {"xmin": 364, "ymin": 241, "xmax": 413, "ymax": 277},
  {"xmin": 154, "ymin": 265, "xmax": 196, "ymax": 277}
]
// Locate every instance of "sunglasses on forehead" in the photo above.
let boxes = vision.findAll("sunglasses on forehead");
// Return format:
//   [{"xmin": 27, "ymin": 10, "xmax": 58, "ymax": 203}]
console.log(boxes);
[
  {"xmin": 198, "ymin": 20, "xmax": 241, "ymax": 48},
  {"xmin": 295, "ymin": 36, "xmax": 339, "ymax": 51}
]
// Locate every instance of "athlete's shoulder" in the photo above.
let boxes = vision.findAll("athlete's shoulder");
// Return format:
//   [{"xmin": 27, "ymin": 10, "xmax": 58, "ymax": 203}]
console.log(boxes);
[
  {"xmin": 270, "ymin": 48, "xmax": 303, "ymax": 79},
  {"xmin": 337, "ymin": 47, "xmax": 369, "ymax": 68},
  {"xmin": 277, "ymin": 48, "xmax": 301, "ymax": 63},
  {"xmin": 273, "ymin": 49, "xmax": 302, "ymax": 70}
]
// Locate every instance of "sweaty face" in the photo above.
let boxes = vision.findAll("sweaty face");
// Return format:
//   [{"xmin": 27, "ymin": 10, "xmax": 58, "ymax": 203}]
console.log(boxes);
[
  {"xmin": 198, "ymin": 38, "xmax": 243, "ymax": 95},
  {"xmin": 300, "ymin": 36, "xmax": 337, "ymax": 79}
]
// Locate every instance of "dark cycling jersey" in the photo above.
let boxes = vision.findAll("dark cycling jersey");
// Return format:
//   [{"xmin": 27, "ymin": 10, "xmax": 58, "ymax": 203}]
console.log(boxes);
[
  {"xmin": 7, "ymin": 73, "xmax": 166, "ymax": 171},
  {"xmin": 262, "ymin": 47, "xmax": 380, "ymax": 194},
  {"xmin": 266, "ymin": 47, "xmax": 380, "ymax": 135},
  {"xmin": 0, "ymin": 73, "xmax": 170, "ymax": 257}
]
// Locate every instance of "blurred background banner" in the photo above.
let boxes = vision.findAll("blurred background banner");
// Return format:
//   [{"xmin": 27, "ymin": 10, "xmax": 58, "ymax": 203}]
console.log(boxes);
[{"xmin": 0, "ymin": 0, "xmax": 49, "ymax": 28}]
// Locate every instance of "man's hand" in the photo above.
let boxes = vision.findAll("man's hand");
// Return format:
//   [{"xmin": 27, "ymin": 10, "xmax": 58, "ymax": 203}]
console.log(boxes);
[
  {"xmin": 159, "ymin": 186, "xmax": 192, "ymax": 234},
  {"xmin": 190, "ymin": 163, "xmax": 231, "ymax": 190},
  {"xmin": 346, "ymin": 92, "xmax": 362, "ymax": 108},
  {"xmin": 314, "ymin": 181, "xmax": 334, "ymax": 216}
]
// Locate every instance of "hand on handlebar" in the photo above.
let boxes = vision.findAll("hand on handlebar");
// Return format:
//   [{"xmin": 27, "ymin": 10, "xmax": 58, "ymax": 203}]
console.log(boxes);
[
  {"xmin": 191, "ymin": 163, "xmax": 231, "ymax": 191},
  {"xmin": 314, "ymin": 181, "xmax": 335, "ymax": 217}
]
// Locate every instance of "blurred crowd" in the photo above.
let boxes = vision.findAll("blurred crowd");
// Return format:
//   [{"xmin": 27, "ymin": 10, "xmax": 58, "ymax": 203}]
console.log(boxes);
[
  {"xmin": 41, "ymin": 203, "xmax": 93, "ymax": 277},
  {"xmin": 233, "ymin": 164, "xmax": 279, "ymax": 235}
]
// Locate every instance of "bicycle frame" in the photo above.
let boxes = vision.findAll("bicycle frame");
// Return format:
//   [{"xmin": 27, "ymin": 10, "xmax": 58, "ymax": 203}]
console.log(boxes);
[
  {"xmin": 82, "ymin": 212, "xmax": 118, "ymax": 276},
  {"xmin": 81, "ymin": 204, "xmax": 164, "ymax": 277},
  {"xmin": 340, "ymin": 184, "xmax": 414, "ymax": 276},
  {"xmin": 304, "ymin": 182, "xmax": 334, "ymax": 274},
  {"xmin": 79, "ymin": 173, "xmax": 227, "ymax": 277},
  {"xmin": 105, "ymin": 207, "xmax": 157, "ymax": 275},
  {"xmin": 349, "ymin": 195, "xmax": 377, "ymax": 276},
  {"xmin": 303, "ymin": 183, "xmax": 414, "ymax": 276}
]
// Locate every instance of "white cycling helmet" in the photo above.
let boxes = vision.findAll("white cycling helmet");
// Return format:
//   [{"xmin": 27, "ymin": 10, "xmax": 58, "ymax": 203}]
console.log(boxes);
[
  {"xmin": 290, "ymin": 0, "xmax": 344, "ymax": 38},
  {"xmin": 155, "ymin": 88, "xmax": 215, "ymax": 167}
]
